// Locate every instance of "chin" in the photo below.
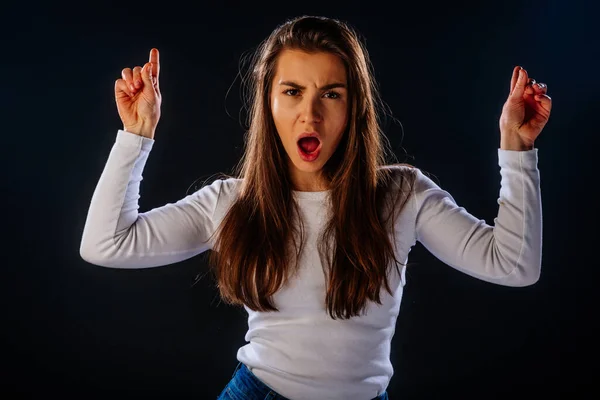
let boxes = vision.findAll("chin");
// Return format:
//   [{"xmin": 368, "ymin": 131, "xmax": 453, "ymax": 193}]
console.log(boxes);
[{"xmin": 292, "ymin": 158, "xmax": 326, "ymax": 172}]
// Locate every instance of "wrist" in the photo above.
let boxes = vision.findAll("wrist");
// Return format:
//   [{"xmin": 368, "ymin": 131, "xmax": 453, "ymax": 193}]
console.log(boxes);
[
  {"xmin": 124, "ymin": 124, "xmax": 155, "ymax": 140},
  {"xmin": 500, "ymin": 134, "xmax": 533, "ymax": 151}
]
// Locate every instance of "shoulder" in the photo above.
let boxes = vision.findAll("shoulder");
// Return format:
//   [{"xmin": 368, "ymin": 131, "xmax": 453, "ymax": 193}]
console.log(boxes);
[
  {"xmin": 217, "ymin": 176, "xmax": 243, "ymax": 198},
  {"xmin": 187, "ymin": 174, "xmax": 243, "ymax": 210},
  {"xmin": 377, "ymin": 163, "xmax": 419, "ymax": 193},
  {"xmin": 378, "ymin": 163, "xmax": 417, "ymax": 175},
  {"xmin": 189, "ymin": 175, "xmax": 242, "ymax": 223},
  {"xmin": 378, "ymin": 163, "xmax": 447, "ymax": 206},
  {"xmin": 379, "ymin": 163, "xmax": 442, "ymax": 191}
]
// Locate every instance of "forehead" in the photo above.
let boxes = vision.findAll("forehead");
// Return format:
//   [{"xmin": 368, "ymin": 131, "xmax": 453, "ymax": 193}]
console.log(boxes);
[{"xmin": 273, "ymin": 49, "xmax": 347, "ymax": 83}]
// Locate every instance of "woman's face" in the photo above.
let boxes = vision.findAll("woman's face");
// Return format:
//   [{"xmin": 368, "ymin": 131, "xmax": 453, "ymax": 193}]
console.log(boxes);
[{"xmin": 270, "ymin": 49, "xmax": 348, "ymax": 191}]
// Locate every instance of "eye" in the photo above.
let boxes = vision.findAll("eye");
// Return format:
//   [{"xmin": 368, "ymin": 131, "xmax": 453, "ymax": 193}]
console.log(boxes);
[
  {"xmin": 323, "ymin": 91, "xmax": 341, "ymax": 99},
  {"xmin": 283, "ymin": 89, "xmax": 299, "ymax": 96}
]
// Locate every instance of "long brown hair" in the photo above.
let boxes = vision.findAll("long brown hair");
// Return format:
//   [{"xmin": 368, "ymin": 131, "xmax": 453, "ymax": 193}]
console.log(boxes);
[{"xmin": 207, "ymin": 15, "xmax": 416, "ymax": 320}]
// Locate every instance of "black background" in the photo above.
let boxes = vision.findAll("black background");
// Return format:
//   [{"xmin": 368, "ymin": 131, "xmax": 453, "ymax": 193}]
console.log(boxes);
[{"xmin": 3, "ymin": 1, "xmax": 598, "ymax": 398}]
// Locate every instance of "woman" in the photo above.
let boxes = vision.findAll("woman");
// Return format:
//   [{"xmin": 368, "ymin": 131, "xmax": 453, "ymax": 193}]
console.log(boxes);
[{"xmin": 80, "ymin": 15, "xmax": 551, "ymax": 400}]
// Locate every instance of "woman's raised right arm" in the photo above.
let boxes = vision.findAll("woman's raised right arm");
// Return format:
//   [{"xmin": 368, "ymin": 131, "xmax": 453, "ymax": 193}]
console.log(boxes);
[
  {"xmin": 79, "ymin": 130, "xmax": 228, "ymax": 268},
  {"xmin": 80, "ymin": 48, "xmax": 231, "ymax": 268}
]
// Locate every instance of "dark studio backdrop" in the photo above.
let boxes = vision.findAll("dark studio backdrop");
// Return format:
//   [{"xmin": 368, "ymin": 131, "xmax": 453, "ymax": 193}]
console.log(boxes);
[{"xmin": 2, "ymin": 1, "xmax": 598, "ymax": 398}]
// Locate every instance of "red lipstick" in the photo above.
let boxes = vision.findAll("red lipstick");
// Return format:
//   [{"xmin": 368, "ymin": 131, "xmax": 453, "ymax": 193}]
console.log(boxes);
[{"xmin": 296, "ymin": 132, "xmax": 322, "ymax": 162}]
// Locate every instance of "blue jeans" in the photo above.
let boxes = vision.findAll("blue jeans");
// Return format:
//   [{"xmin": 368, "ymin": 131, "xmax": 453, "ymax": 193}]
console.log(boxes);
[{"xmin": 216, "ymin": 362, "xmax": 389, "ymax": 400}]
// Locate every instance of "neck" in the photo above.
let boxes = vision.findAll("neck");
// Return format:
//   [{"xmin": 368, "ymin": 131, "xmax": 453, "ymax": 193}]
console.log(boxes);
[{"xmin": 290, "ymin": 170, "xmax": 329, "ymax": 192}]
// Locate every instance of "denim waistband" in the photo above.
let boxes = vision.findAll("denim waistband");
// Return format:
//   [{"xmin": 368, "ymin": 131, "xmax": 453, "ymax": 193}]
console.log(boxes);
[{"xmin": 227, "ymin": 362, "xmax": 388, "ymax": 400}]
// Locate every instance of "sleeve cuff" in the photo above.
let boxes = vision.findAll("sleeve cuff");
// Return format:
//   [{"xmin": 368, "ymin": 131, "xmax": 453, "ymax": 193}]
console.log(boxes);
[
  {"xmin": 116, "ymin": 129, "xmax": 155, "ymax": 152},
  {"xmin": 498, "ymin": 148, "xmax": 538, "ymax": 170}
]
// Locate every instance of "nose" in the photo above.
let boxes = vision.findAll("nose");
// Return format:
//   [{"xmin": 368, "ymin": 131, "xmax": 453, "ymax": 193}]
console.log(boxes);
[{"xmin": 300, "ymin": 96, "xmax": 322, "ymax": 124}]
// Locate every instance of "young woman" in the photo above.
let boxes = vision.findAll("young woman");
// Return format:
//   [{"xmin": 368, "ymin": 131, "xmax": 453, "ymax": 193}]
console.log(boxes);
[{"xmin": 80, "ymin": 15, "xmax": 551, "ymax": 400}]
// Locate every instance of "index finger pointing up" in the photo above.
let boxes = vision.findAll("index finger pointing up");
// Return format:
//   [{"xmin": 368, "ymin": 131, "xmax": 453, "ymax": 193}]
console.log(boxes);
[
  {"xmin": 509, "ymin": 65, "xmax": 520, "ymax": 95},
  {"xmin": 149, "ymin": 48, "xmax": 160, "ymax": 79}
]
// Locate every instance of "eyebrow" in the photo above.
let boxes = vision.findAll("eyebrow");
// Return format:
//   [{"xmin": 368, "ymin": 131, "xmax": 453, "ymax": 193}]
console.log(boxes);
[{"xmin": 278, "ymin": 80, "xmax": 347, "ymax": 91}]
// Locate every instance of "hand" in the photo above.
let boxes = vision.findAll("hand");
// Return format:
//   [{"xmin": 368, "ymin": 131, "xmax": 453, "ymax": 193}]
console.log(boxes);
[
  {"xmin": 114, "ymin": 48, "xmax": 162, "ymax": 139},
  {"xmin": 499, "ymin": 66, "xmax": 552, "ymax": 150}
]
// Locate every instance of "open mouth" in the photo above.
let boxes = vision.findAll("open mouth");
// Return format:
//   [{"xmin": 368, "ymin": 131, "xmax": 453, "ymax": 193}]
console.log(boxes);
[{"xmin": 297, "ymin": 137, "xmax": 322, "ymax": 161}]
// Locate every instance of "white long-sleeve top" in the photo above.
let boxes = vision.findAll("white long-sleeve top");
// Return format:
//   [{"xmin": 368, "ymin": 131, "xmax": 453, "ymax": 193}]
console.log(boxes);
[{"xmin": 80, "ymin": 129, "xmax": 542, "ymax": 400}]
